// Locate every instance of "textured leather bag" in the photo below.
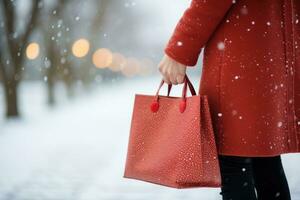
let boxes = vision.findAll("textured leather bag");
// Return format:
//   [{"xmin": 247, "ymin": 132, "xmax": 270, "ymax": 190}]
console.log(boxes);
[{"xmin": 123, "ymin": 74, "xmax": 221, "ymax": 189}]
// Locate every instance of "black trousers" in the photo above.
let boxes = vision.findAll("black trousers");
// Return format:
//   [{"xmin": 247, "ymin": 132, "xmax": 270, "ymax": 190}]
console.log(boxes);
[{"xmin": 218, "ymin": 154, "xmax": 291, "ymax": 200}]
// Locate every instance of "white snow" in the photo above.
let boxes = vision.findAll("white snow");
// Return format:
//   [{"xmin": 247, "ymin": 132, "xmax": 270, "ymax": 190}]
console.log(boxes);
[
  {"xmin": 217, "ymin": 42, "xmax": 225, "ymax": 50},
  {"xmin": 177, "ymin": 41, "xmax": 183, "ymax": 46},
  {"xmin": 0, "ymin": 76, "xmax": 299, "ymax": 199}
]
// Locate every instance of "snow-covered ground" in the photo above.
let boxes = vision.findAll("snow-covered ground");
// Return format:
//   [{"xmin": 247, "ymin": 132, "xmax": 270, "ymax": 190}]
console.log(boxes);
[{"xmin": 0, "ymin": 75, "xmax": 299, "ymax": 200}]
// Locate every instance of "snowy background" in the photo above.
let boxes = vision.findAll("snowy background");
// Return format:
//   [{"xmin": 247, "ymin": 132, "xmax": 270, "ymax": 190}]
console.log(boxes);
[
  {"xmin": 0, "ymin": 0, "xmax": 300, "ymax": 199},
  {"xmin": 0, "ymin": 76, "xmax": 300, "ymax": 200}
]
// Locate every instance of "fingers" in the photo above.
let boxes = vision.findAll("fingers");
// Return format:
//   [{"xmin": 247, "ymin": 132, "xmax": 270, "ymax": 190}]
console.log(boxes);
[
  {"xmin": 158, "ymin": 65, "xmax": 171, "ymax": 84},
  {"xmin": 159, "ymin": 67, "xmax": 177, "ymax": 85},
  {"xmin": 176, "ymin": 74, "xmax": 185, "ymax": 84},
  {"xmin": 158, "ymin": 56, "xmax": 186, "ymax": 85},
  {"xmin": 163, "ymin": 76, "xmax": 171, "ymax": 85},
  {"xmin": 160, "ymin": 71, "xmax": 185, "ymax": 85},
  {"xmin": 169, "ymin": 76, "xmax": 178, "ymax": 85}
]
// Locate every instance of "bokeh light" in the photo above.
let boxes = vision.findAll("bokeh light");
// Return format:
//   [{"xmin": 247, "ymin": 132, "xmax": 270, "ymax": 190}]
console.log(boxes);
[
  {"xmin": 26, "ymin": 42, "xmax": 40, "ymax": 60},
  {"xmin": 138, "ymin": 58, "xmax": 155, "ymax": 76},
  {"xmin": 108, "ymin": 52, "xmax": 126, "ymax": 72},
  {"xmin": 92, "ymin": 48, "xmax": 113, "ymax": 68},
  {"xmin": 121, "ymin": 57, "xmax": 140, "ymax": 77},
  {"xmin": 72, "ymin": 38, "xmax": 90, "ymax": 58}
]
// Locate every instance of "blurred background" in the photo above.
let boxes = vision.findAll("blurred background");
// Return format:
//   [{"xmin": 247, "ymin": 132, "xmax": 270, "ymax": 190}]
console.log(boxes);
[{"xmin": 0, "ymin": 0, "xmax": 299, "ymax": 199}]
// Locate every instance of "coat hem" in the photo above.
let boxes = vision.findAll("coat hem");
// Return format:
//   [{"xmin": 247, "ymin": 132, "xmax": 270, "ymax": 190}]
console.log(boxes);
[{"xmin": 217, "ymin": 150, "xmax": 300, "ymax": 157}]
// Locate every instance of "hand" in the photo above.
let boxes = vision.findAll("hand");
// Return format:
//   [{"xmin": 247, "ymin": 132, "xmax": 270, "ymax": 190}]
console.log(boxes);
[{"xmin": 158, "ymin": 54, "xmax": 187, "ymax": 85}]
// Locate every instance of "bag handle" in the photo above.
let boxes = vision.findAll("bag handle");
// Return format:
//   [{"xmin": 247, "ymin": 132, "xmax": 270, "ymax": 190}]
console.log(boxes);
[
  {"xmin": 167, "ymin": 75, "xmax": 196, "ymax": 97},
  {"xmin": 155, "ymin": 74, "xmax": 196, "ymax": 97},
  {"xmin": 150, "ymin": 74, "xmax": 197, "ymax": 113}
]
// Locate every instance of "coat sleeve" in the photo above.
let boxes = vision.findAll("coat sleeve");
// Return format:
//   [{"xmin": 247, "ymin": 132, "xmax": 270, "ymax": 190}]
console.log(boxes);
[{"xmin": 164, "ymin": 0, "xmax": 234, "ymax": 67}]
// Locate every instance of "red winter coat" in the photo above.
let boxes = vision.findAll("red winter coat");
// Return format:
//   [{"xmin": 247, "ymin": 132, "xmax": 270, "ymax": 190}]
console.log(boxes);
[{"xmin": 164, "ymin": 0, "xmax": 300, "ymax": 157}]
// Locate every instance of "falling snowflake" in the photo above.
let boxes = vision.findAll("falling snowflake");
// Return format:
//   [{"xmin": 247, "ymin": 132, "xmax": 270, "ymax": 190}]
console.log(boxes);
[
  {"xmin": 277, "ymin": 121, "xmax": 283, "ymax": 127},
  {"xmin": 266, "ymin": 21, "xmax": 271, "ymax": 26},
  {"xmin": 240, "ymin": 7, "xmax": 248, "ymax": 15},
  {"xmin": 44, "ymin": 57, "xmax": 51, "ymax": 68},
  {"xmin": 217, "ymin": 42, "xmax": 225, "ymax": 50},
  {"xmin": 232, "ymin": 110, "xmax": 237, "ymax": 115},
  {"xmin": 177, "ymin": 41, "xmax": 183, "ymax": 46},
  {"xmin": 60, "ymin": 57, "xmax": 66, "ymax": 64},
  {"xmin": 125, "ymin": 2, "xmax": 136, "ymax": 7}
]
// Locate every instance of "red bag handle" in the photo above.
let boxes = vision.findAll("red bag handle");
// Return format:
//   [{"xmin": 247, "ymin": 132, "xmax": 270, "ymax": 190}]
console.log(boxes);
[
  {"xmin": 150, "ymin": 74, "xmax": 197, "ymax": 113},
  {"xmin": 167, "ymin": 75, "xmax": 196, "ymax": 97},
  {"xmin": 155, "ymin": 75, "xmax": 196, "ymax": 98}
]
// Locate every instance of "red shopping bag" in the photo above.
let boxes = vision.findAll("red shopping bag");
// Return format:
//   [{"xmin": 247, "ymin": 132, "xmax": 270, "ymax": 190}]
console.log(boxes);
[{"xmin": 123, "ymin": 74, "xmax": 221, "ymax": 189}]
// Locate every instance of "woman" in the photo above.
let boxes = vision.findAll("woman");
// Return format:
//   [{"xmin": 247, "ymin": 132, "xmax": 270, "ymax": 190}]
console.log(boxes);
[{"xmin": 158, "ymin": 0, "xmax": 300, "ymax": 199}]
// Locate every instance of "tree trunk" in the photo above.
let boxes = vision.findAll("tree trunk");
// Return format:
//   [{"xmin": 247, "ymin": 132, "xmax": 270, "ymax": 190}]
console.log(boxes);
[
  {"xmin": 4, "ymin": 79, "xmax": 19, "ymax": 118},
  {"xmin": 46, "ymin": 56, "xmax": 56, "ymax": 106},
  {"xmin": 47, "ymin": 75, "xmax": 55, "ymax": 106}
]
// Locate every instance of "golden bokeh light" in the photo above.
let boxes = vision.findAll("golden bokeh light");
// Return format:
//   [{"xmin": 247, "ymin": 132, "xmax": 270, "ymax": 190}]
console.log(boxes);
[
  {"xmin": 121, "ymin": 57, "xmax": 140, "ymax": 77},
  {"xmin": 138, "ymin": 58, "xmax": 154, "ymax": 76},
  {"xmin": 92, "ymin": 48, "xmax": 113, "ymax": 68},
  {"xmin": 72, "ymin": 38, "xmax": 90, "ymax": 58},
  {"xmin": 108, "ymin": 52, "xmax": 126, "ymax": 72},
  {"xmin": 26, "ymin": 42, "xmax": 40, "ymax": 60}
]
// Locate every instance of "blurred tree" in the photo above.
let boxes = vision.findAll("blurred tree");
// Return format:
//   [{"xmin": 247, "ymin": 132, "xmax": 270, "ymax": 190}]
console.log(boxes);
[
  {"xmin": 40, "ymin": 0, "xmax": 74, "ymax": 106},
  {"xmin": 0, "ymin": 0, "xmax": 42, "ymax": 118},
  {"xmin": 79, "ymin": 0, "xmax": 111, "ymax": 88}
]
